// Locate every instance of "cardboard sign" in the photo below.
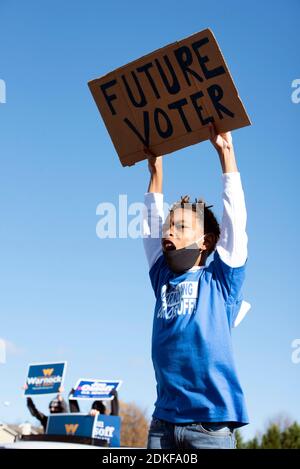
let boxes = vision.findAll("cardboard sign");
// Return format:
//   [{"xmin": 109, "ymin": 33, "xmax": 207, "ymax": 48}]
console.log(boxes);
[
  {"xmin": 46, "ymin": 414, "xmax": 121, "ymax": 447},
  {"xmin": 88, "ymin": 28, "xmax": 251, "ymax": 167},
  {"xmin": 24, "ymin": 362, "xmax": 67, "ymax": 396},
  {"xmin": 71, "ymin": 379, "xmax": 122, "ymax": 400}
]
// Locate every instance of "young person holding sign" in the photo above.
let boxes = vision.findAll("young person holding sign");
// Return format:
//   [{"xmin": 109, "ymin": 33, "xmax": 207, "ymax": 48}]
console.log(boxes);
[{"xmin": 142, "ymin": 124, "xmax": 250, "ymax": 449}]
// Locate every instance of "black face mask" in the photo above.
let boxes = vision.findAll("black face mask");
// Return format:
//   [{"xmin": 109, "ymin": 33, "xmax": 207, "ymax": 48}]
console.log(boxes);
[{"xmin": 163, "ymin": 236, "xmax": 204, "ymax": 274}]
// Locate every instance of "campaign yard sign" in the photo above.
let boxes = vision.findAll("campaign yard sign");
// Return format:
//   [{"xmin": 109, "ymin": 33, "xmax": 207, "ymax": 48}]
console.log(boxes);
[
  {"xmin": 93, "ymin": 415, "xmax": 121, "ymax": 447},
  {"xmin": 46, "ymin": 414, "xmax": 121, "ymax": 447},
  {"xmin": 88, "ymin": 28, "xmax": 251, "ymax": 167},
  {"xmin": 24, "ymin": 362, "xmax": 67, "ymax": 396},
  {"xmin": 71, "ymin": 379, "xmax": 122, "ymax": 400}
]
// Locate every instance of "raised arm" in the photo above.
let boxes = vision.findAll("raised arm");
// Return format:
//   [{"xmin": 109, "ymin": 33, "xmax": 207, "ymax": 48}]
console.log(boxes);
[
  {"xmin": 146, "ymin": 147, "xmax": 163, "ymax": 194},
  {"xmin": 142, "ymin": 148, "xmax": 165, "ymax": 270},
  {"xmin": 68, "ymin": 388, "xmax": 80, "ymax": 413},
  {"xmin": 209, "ymin": 125, "xmax": 248, "ymax": 268},
  {"xmin": 209, "ymin": 125, "xmax": 250, "ymax": 327}
]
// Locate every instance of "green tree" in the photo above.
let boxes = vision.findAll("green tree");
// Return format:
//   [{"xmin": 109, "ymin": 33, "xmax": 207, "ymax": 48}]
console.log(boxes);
[
  {"xmin": 260, "ymin": 424, "xmax": 282, "ymax": 449},
  {"xmin": 235, "ymin": 430, "xmax": 245, "ymax": 449},
  {"xmin": 245, "ymin": 436, "xmax": 260, "ymax": 449},
  {"xmin": 238, "ymin": 418, "xmax": 300, "ymax": 449},
  {"xmin": 280, "ymin": 422, "xmax": 300, "ymax": 449}
]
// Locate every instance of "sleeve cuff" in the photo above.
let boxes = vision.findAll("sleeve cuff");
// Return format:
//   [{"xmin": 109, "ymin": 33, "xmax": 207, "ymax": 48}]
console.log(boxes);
[
  {"xmin": 144, "ymin": 192, "xmax": 164, "ymax": 205},
  {"xmin": 222, "ymin": 171, "xmax": 241, "ymax": 179}
]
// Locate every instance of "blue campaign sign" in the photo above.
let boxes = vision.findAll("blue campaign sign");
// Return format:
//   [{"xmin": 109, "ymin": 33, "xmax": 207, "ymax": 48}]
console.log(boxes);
[
  {"xmin": 93, "ymin": 415, "xmax": 121, "ymax": 447},
  {"xmin": 46, "ymin": 414, "xmax": 96, "ymax": 439},
  {"xmin": 24, "ymin": 362, "xmax": 67, "ymax": 396},
  {"xmin": 72, "ymin": 378, "xmax": 122, "ymax": 400}
]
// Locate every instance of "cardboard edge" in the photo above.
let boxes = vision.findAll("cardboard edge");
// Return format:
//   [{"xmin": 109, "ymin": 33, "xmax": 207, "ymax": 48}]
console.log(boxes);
[{"xmin": 206, "ymin": 29, "xmax": 252, "ymax": 126}]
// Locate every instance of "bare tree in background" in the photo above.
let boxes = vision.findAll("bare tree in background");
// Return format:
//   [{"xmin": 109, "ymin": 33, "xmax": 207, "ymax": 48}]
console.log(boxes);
[{"xmin": 119, "ymin": 400, "xmax": 149, "ymax": 448}]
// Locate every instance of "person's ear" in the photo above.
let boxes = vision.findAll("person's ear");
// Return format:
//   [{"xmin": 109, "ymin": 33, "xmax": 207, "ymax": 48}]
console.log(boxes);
[{"xmin": 199, "ymin": 233, "xmax": 215, "ymax": 251}]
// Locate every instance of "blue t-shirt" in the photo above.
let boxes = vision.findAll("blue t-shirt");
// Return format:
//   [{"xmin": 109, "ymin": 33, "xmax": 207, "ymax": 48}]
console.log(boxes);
[{"xmin": 149, "ymin": 248, "xmax": 249, "ymax": 427}]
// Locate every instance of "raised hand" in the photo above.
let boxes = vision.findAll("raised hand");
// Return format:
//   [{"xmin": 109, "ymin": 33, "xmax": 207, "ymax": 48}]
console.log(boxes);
[
  {"xmin": 144, "ymin": 147, "xmax": 163, "ymax": 193},
  {"xmin": 208, "ymin": 123, "xmax": 237, "ymax": 173},
  {"xmin": 208, "ymin": 123, "xmax": 233, "ymax": 155},
  {"xmin": 144, "ymin": 147, "xmax": 162, "ymax": 176}
]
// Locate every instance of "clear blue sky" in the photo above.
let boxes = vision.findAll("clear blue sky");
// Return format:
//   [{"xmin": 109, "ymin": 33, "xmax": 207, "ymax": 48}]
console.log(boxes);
[{"xmin": 0, "ymin": 0, "xmax": 299, "ymax": 441}]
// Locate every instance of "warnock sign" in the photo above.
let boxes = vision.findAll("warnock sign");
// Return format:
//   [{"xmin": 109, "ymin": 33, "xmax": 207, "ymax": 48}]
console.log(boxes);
[
  {"xmin": 24, "ymin": 362, "xmax": 67, "ymax": 396},
  {"xmin": 88, "ymin": 28, "xmax": 251, "ymax": 167}
]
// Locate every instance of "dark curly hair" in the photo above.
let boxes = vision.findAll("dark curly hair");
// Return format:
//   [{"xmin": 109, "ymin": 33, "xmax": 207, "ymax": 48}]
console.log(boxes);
[{"xmin": 170, "ymin": 195, "xmax": 221, "ymax": 254}]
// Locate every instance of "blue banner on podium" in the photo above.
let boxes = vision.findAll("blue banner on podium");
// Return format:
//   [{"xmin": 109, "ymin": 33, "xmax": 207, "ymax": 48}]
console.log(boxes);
[
  {"xmin": 46, "ymin": 414, "xmax": 96, "ymax": 439},
  {"xmin": 46, "ymin": 414, "xmax": 121, "ymax": 447}
]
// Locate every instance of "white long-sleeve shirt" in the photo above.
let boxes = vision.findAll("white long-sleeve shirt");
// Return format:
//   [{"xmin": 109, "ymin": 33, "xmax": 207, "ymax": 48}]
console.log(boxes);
[{"xmin": 142, "ymin": 172, "xmax": 251, "ymax": 327}]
